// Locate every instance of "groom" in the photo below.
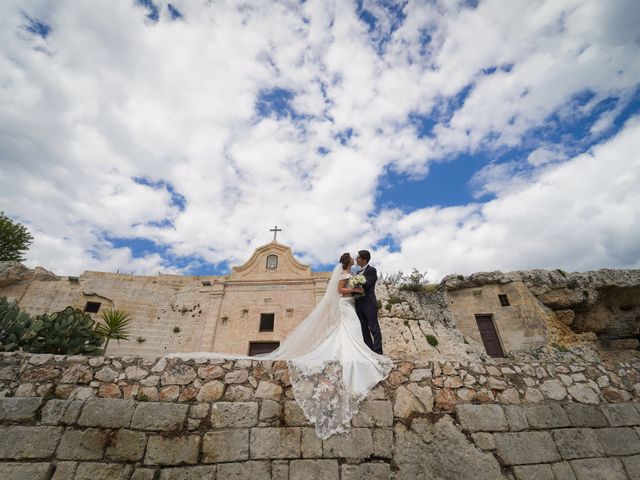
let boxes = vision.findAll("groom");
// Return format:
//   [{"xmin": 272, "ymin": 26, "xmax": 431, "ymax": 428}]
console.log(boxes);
[{"xmin": 355, "ymin": 250, "xmax": 384, "ymax": 355}]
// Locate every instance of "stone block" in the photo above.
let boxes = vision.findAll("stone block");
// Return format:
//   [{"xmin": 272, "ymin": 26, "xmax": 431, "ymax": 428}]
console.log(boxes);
[
  {"xmin": 570, "ymin": 458, "xmax": 626, "ymax": 480},
  {"xmin": 523, "ymin": 404, "xmax": 570, "ymax": 429},
  {"xmin": 51, "ymin": 461, "xmax": 77, "ymax": 480},
  {"xmin": 0, "ymin": 462, "xmax": 52, "ymax": 480},
  {"xmin": 394, "ymin": 385, "xmax": 426, "ymax": 418},
  {"xmin": 373, "ymin": 428, "xmax": 394, "ymax": 459},
  {"xmin": 216, "ymin": 461, "xmax": 270, "ymax": 479},
  {"xmin": 595, "ymin": 427, "xmax": 640, "ymax": 455},
  {"xmin": 323, "ymin": 428, "xmax": 374, "ymax": 459},
  {"xmin": 454, "ymin": 404, "xmax": 508, "ymax": 432},
  {"xmin": 0, "ymin": 397, "xmax": 43, "ymax": 422},
  {"xmin": 41, "ymin": 399, "xmax": 71, "ymax": 425},
  {"xmin": 159, "ymin": 465, "xmax": 217, "ymax": 479},
  {"xmin": 255, "ymin": 380, "xmax": 282, "ymax": 400},
  {"xmin": 540, "ymin": 379, "xmax": 567, "ymax": 400},
  {"xmin": 250, "ymin": 427, "xmax": 301, "ymax": 459},
  {"xmin": 77, "ymin": 398, "xmax": 134, "ymax": 428},
  {"xmin": 56, "ymin": 428, "xmax": 108, "ymax": 460},
  {"xmin": 512, "ymin": 464, "xmax": 554, "ymax": 480},
  {"xmin": 562, "ymin": 404, "xmax": 608, "ymax": 428},
  {"xmin": 290, "ymin": 459, "xmax": 339, "ymax": 480},
  {"xmin": 550, "ymin": 462, "xmax": 576, "ymax": 480},
  {"xmin": 284, "ymin": 400, "xmax": 312, "ymax": 426},
  {"xmin": 551, "ymin": 428, "xmax": 604, "ymax": 459},
  {"xmin": 106, "ymin": 428, "xmax": 147, "ymax": 461},
  {"xmin": 161, "ymin": 364, "xmax": 197, "ymax": 385},
  {"xmin": 131, "ymin": 468, "xmax": 157, "ymax": 480},
  {"xmin": 74, "ymin": 463, "xmax": 133, "ymax": 480},
  {"xmin": 301, "ymin": 427, "xmax": 323, "ymax": 458},
  {"xmin": 259, "ymin": 399, "xmax": 282, "ymax": 423},
  {"xmin": 202, "ymin": 429, "xmax": 249, "ymax": 463},
  {"xmin": 0, "ymin": 426, "xmax": 61, "ymax": 459},
  {"xmin": 494, "ymin": 431, "xmax": 560, "ymax": 465},
  {"xmin": 272, "ymin": 461, "xmax": 289, "ymax": 480},
  {"xmin": 567, "ymin": 384, "xmax": 599, "ymax": 404},
  {"xmin": 471, "ymin": 432, "xmax": 495, "ymax": 450},
  {"xmin": 145, "ymin": 434, "xmax": 200, "ymax": 465},
  {"xmin": 210, "ymin": 401, "xmax": 258, "ymax": 428},
  {"xmin": 352, "ymin": 400, "xmax": 394, "ymax": 427},
  {"xmin": 621, "ymin": 455, "xmax": 640, "ymax": 480},
  {"xmin": 131, "ymin": 402, "xmax": 188, "ymax": 431},
  {"xmin": 601, "ymin": 403, "xmax": 640, "ymax": 426},
  {"xmin": 504, "ymin": 405, "xmax": 528, "ymax": 431},
  {"xmin": 341, "ymin": 463, "xmax": 391, "ymax": 480},
  {"xmin": 196, "ymin": 381, "xmax": 224, "ymax": 402}
]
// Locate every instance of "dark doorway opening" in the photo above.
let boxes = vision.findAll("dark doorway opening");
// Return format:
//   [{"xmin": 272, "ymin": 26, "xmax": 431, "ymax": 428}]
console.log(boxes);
[{"xmin": 475, "ymin": 314, "xmax": 505, "ymax": 357}]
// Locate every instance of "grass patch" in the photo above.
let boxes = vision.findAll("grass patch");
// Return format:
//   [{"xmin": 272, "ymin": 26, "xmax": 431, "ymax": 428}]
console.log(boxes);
[
  {"xmin": 388, "ymin": 295, "xmax": 404, "ymax": 305},
  {"xmin": 423, "ymin": 284, "xmax": 438, "ymax": 293}
]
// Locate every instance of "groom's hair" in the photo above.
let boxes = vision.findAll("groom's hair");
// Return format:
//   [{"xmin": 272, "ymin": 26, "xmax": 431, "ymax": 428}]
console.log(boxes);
[{"xmin": 358, "ymin": 250, "xmax": 371, "ymax": 263}]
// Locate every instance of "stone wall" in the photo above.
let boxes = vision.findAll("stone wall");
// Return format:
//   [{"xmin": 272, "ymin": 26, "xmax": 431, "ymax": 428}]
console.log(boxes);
[{"xmin": 2, "ymin": 352, "xmax": 640, "ymax": 479}]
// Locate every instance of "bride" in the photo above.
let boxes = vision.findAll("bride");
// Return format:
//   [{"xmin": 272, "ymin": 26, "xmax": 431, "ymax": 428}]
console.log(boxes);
[{"xmin": 166, "ymin": 252, "xmax": 394, "ymax": 439}]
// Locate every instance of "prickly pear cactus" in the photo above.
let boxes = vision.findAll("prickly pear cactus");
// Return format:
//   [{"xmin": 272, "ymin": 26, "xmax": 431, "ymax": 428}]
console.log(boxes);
[
  {"xmin": 25, "ymin": 306, "xmax": 104, "ymax": 355},
  {"xmin": 0, "ymin": 297, "xmax": 34, "ymax": 352}
]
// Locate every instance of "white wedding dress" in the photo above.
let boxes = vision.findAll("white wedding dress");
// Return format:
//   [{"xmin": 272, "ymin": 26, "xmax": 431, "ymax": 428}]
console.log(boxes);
[{"xmin": 165, "ymin": 264, "xmax": 394, "ymax": 439}]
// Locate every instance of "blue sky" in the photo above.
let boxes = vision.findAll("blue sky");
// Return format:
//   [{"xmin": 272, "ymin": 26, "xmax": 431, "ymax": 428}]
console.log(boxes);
[{"xmin": 1, "ymin": 0, "xmax": 639, "ymax": 280}]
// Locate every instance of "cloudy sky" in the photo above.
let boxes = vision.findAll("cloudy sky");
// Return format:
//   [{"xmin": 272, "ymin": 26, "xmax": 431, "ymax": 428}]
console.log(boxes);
[{"xmin": 1, "ymin": 0, "xmax": 639, "ymax": 281}]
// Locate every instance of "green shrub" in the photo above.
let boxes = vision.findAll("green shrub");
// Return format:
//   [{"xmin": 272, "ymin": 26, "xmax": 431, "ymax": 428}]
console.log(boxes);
[
  {"xmin": 136, "ymin": 336, "xmax": 146, "ymax": 343},
  {"xmin": 425, "ymin": 334, "xmax": 438, "ymax": 347},
  {"xmin": 384, "ymin": 303, "xmax": 392, "ymax": 311},
  {"xmin": 25, "ymin": 307, "xmax": 104, "ymax": 355},
  {"xmin": 173, "ymin": 326, "xmax": 181, "ymax": 333}
]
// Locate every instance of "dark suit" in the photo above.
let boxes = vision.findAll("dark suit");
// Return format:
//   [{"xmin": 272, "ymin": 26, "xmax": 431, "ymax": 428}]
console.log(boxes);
[{"xmin": 355, "ymin": 264, "xmax": 383, "ymax": 354}]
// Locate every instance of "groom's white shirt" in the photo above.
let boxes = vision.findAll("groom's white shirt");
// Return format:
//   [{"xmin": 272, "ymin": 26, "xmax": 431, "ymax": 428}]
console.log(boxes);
[{"xmin": 358, "ymin": 264, "xmax": 368, "ymax": 274}]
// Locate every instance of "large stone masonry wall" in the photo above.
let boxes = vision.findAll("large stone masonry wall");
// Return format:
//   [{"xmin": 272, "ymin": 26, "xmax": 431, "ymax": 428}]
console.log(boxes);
[{"xmin": 1, "ymin": 352, "xmax": 640, "ymax": 479}]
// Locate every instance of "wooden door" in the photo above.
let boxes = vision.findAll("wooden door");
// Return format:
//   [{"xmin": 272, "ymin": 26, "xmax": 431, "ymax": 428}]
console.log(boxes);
[{"xmin": 475, "ymin": 314, "xmax": 504, "ymax": 357}]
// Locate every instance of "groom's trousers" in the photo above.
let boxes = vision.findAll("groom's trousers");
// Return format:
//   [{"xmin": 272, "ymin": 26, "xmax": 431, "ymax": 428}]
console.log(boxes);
[{"xmin": 356, "ymin": 300, "xmax": 383, "ymax": 355}]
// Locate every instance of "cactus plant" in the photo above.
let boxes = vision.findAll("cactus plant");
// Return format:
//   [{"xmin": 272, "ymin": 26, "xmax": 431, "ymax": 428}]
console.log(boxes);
[
  {"xmin": 24, "ymin": 306, "xmax": 104, "ymax": 355},
  {"xmin": 0, "ymin": 297, "xmax": 35, "ymax": 351}
]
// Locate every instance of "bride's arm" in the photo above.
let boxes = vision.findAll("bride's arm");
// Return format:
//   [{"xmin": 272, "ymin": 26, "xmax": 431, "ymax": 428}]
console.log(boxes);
[{"xmin": 338, "ymin": 279, "xmax": 363, "ymax": 295}]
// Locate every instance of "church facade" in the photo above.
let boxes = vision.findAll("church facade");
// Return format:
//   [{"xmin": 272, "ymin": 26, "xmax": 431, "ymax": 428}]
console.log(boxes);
[{"xmin": 1, "ymin": 241, "xmax": 331, "ymax": 357}]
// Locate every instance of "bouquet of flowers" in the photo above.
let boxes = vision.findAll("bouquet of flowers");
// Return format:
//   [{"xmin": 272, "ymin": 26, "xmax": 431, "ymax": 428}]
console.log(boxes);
[{"xmin": 348, "ymin": 274, "xmax": 366, "ymax": 298}]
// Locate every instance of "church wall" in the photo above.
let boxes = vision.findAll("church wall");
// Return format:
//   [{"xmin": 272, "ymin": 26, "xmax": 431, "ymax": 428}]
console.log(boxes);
[
  {"xmin": 447, "ymin": 281, "xmax": 548, "ymax": 354},
  {"xmin": 212, "ymin": 281, "xmax": 320, "ymax": 355}
]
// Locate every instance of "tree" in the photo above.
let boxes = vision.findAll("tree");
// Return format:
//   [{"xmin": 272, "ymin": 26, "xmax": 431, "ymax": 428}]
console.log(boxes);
[
  {"xmin": 96, "ymin": 309, "xmax": 132, "ymax": 353},
  {"xmin": 0, "ymin": 212, "xmax": 34, "ymax": 262}
]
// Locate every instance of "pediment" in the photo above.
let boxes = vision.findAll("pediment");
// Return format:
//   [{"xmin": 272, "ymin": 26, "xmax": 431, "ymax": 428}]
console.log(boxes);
[{"xmin": 229, "ymin": 241, "xmax": 312, "ymax": 281}]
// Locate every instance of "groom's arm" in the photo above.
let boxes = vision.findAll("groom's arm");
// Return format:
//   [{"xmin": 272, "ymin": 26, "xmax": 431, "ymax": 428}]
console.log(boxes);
[{"xmin": 363, "ymin": 266, "xmax": 377, "ymax": 293}]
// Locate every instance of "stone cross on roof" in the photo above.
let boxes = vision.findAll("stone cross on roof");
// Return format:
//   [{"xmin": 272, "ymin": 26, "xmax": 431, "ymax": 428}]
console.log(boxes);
[{"xmin": 269, "ymin": 225, "xmax": 282, "ymax": 241}]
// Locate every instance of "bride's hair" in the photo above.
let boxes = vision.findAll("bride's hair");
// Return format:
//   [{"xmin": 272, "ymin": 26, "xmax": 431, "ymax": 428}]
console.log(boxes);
[{"xmin": 339, "ymin": 252, "xmax": 351, "ymax": 270}]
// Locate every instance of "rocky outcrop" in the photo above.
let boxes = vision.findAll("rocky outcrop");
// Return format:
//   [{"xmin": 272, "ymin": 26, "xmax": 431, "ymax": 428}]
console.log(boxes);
[
  {"xmin": 0, "ymin": 261, "xmax": 59, "ymax": 287},
  {"xmin": 375, "ymin": 283, "xmax": 486, "ymax": 363}
]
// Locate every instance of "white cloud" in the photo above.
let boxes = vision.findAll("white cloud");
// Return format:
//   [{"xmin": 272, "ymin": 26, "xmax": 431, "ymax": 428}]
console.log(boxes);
[
  {"xmin": 373, "ymin": 117, "xmax": 640, "ymax": 281},
  {"xmin": 0, "ymin": 0, "xmax": 638, "ymax": 276}
]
